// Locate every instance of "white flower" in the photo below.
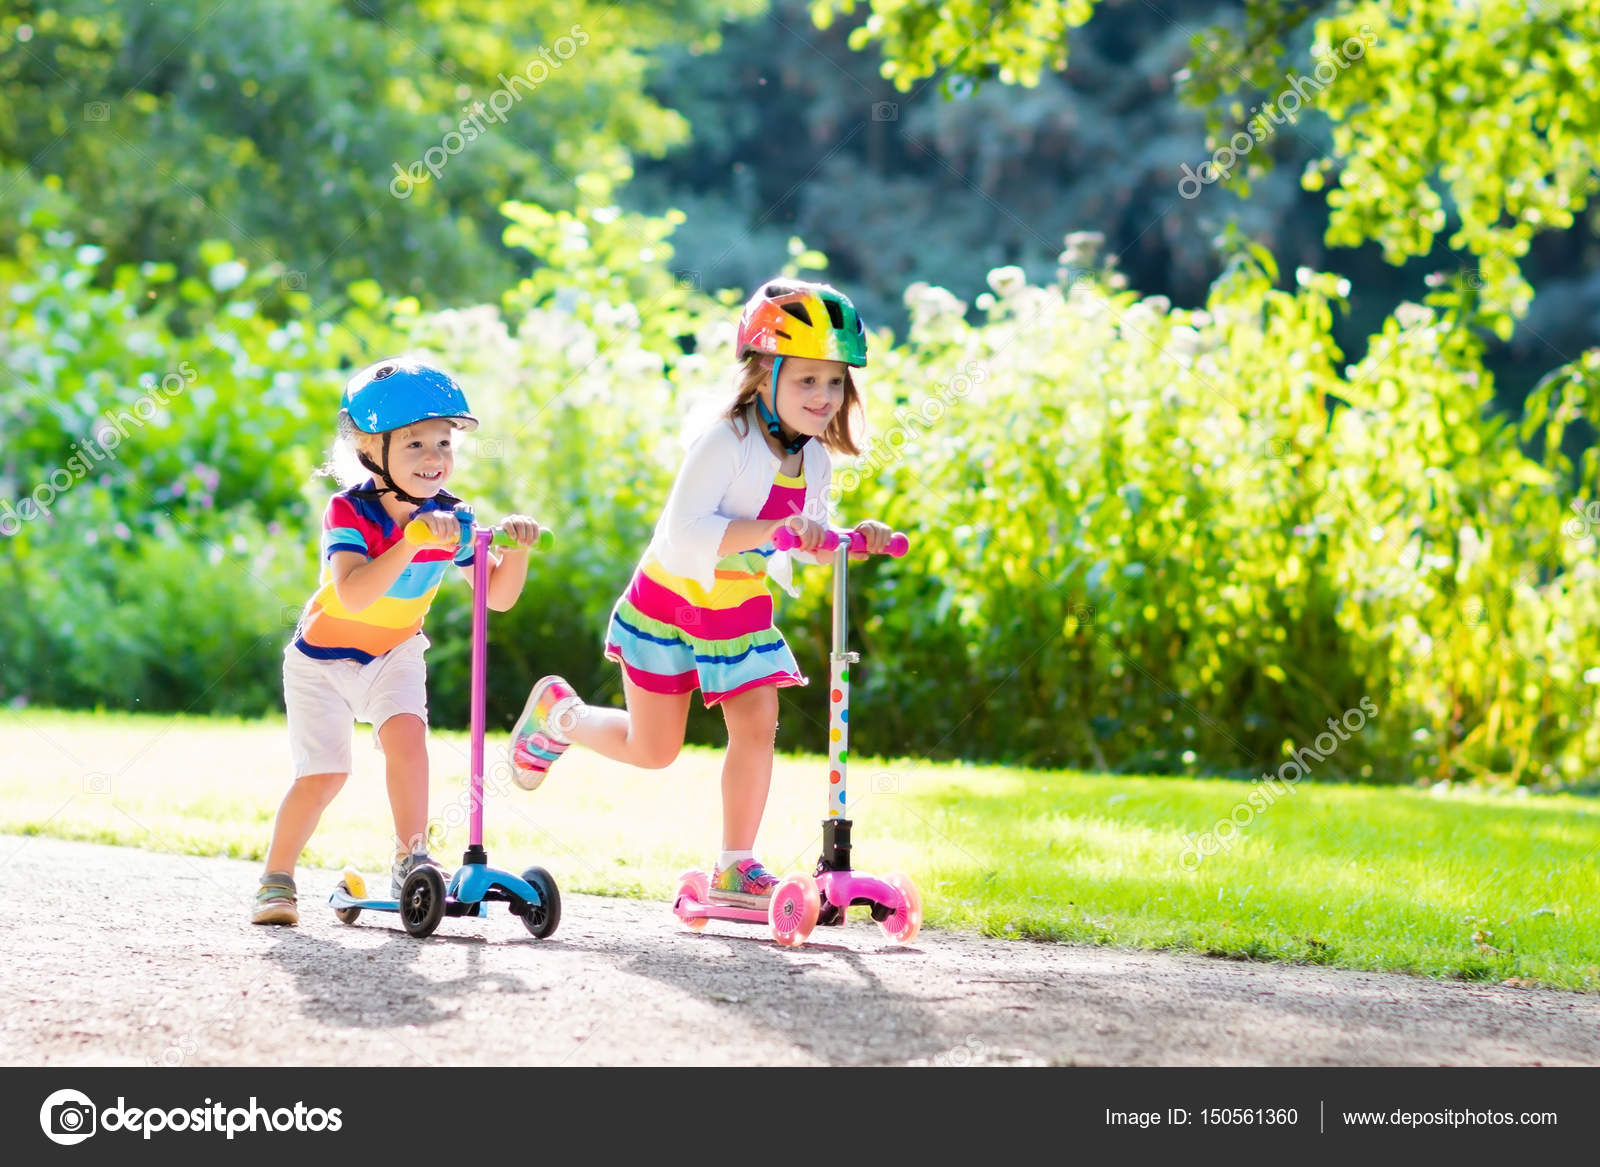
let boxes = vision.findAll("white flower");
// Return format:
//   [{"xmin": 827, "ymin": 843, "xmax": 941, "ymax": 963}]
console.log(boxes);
[
  {"xmin": 903, "ymin": 281, "xmax": 966, "ymax": 320},
  {"xmin": 986, "ymin": 265, "xmax": 1027, "ymax": 298},
  {"xmin": 209, "ymin": 260, "xmax": 248, "ymax": 293},
  {"xmin": 1059, "ymin": 231, "xmax": 1105, "ymax": 268},
  {"xmin": 1394, "ymin": 302, "xmax": 1432, "ymax": 330},
  {"xmin": 697, "ymin": 320, "xmax": 737, "ymax": 355},
  {"xmin": 1168, "ymin": 325, "xmax": 1203, "ymax": 359}
]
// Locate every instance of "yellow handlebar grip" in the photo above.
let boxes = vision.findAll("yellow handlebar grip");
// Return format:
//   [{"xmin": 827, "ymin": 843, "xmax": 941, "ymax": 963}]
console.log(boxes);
[{"xmin": 404, "ymin": 517, "xmax": 458, "ymax": 547}]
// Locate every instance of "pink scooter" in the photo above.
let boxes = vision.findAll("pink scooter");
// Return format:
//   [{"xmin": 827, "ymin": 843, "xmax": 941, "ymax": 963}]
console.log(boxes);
[{"xmin": 671, "ymin": 525, "xmax": 922, "ymax": 948}]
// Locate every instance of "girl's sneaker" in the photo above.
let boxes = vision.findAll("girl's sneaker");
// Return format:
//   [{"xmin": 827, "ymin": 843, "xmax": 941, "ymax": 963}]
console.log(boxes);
[
  {"xmin": 251, "ymin": 873, "xmax": 298, "ymax": 926},
  {"xmin": 708, "ymin": 858, "xmax": 779, "ymax": 907},
  {"xmin": 509, "ymin": 675, "xmax": 580, "ymax": 790}
]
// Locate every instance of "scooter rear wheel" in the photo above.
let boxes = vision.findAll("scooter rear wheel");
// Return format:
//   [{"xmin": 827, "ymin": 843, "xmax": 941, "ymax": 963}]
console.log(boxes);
[
  {"xmin": 517, "ymin": 866, "xmax": 562, "ymax": 939},
  {"xmin": 333, "ymin": 880, "xmax": 361, "ymax": 927},
  {"xmin": 673, "ymin": 870, "xmax": 710, "ymax": 932}
]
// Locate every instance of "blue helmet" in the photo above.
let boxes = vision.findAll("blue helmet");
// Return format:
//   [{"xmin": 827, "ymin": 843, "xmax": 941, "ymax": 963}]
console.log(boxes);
[{"xmin": 339, "ymin": 357, "xmax": 478, "ymax": 434}]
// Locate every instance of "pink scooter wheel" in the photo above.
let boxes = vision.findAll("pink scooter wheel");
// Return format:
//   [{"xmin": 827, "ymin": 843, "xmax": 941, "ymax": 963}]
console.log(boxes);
[
  {"xmin": 673, "ymin": 869, "xmax": 710, "ymax": 932},
  {"xmin": 769, "ymin": 874, "xmax": 820, "ymax": 948},
  {"xmin": 879, "ymin": 872, "xmax": 922, "ymax": 945}
]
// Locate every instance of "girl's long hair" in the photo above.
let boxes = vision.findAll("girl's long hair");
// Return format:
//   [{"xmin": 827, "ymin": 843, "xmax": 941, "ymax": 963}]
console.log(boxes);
[{"xmin": 724, "ymin": 354, "xmax": 863, "ymax": 457}]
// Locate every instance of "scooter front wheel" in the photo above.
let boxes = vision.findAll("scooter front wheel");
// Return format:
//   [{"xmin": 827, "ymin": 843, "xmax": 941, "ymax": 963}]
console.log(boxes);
[
  {"xmin": 878, "ymin": 872, "xmax": 922, "ymax": 945},
  {"xmin": 769, "ymin": 874, "xmax": 820, "ymax": 948},
  {"xmin": 400, "ymin": 865, "xmax": 447, "ymax": 939}
]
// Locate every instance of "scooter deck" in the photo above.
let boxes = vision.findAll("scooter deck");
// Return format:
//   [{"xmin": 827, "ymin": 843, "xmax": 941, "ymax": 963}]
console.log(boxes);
[
  {"xmin": 674, "ymin": 897, "xmax": 771, "ymax": 925},
  {"xmin": 328, "ymin": 886, "xmax": 488, "ymax": 917}
]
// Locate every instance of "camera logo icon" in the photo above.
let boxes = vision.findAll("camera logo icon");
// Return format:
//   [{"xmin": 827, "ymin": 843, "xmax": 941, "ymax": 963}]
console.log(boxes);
[
  {"xmin": 40, "ymin": 1089, "xmax": 97, "ymax": 1145},
  {"xmin": 84, "ymin": 102, "xmax": 110, "ymax": 122},
  {"xmin": 872, "ymin": 101, "xmax": 899, "ymax": 121}
]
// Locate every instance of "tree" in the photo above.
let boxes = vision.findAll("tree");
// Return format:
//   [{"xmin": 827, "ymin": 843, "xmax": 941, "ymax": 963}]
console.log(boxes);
[
  {"xmin": 0, "ymin": 0, "xmax": 760, "ymax": 305},
  {"xmin": 811, "ymin": 0, "xmax": 1600, "ymax": 337}
]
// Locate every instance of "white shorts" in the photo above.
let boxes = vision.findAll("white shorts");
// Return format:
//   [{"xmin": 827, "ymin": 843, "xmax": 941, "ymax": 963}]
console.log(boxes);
[{"xmin": 282, "ymin": 635, "xmax": 430, "ymax": 778}]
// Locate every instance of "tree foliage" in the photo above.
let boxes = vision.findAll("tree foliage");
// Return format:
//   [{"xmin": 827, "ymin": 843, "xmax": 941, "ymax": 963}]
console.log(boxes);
[
  {"xmin": 0, "ymin": 0, "xmax": 758, "ymax": 304},
  {"xmin": 810, "ymin": 0, "xmax": 1600, "ymax": 332}
]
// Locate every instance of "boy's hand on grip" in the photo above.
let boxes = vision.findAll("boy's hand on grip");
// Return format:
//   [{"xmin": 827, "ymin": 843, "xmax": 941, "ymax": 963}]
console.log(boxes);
[
  {"xmin": 405, "ymin": 510, "xmax": 462, "ymax": 548},
  {"xmin": 499, "ymin": 514, "xmax": 541, "ymax": 551}
]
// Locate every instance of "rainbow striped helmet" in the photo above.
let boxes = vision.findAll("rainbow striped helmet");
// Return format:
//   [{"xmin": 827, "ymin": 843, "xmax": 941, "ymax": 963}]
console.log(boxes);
[{"xmin": 736, "ymin": 280, "xmax": 867, "ymax": 367}]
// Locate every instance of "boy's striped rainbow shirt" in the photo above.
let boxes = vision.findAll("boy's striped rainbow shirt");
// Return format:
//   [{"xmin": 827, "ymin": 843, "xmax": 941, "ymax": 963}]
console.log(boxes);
[{"xmin": 292, "ymin": 486, "xmax": 473, "ymax": 664}]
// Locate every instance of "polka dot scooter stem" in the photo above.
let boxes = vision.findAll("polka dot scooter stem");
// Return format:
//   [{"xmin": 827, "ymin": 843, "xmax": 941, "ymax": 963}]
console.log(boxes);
[
  {"xmin": 784, "ymin": 527, "xmax": 909, "ymax": 831},
  {"xmin": 829, "ymin": 655, "xmax": 849, "ymax": 820}
]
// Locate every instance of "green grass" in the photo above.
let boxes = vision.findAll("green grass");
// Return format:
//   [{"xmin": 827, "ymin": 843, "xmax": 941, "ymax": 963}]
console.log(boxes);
[{"xmin": 4, "ymin": 709, "xmax": 1597, "ymax": 990}]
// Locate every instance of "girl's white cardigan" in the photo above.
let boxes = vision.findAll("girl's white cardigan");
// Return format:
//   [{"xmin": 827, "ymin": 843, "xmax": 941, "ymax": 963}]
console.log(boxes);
[{"xmin": 645, "ymin": 408, "xmax": 832, "ymax": 597}]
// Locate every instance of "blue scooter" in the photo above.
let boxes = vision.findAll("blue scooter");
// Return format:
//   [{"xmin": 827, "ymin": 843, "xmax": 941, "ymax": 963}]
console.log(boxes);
[{"xmin": 327, "ymin": 507, "xmax": 560, "ymax": 940}]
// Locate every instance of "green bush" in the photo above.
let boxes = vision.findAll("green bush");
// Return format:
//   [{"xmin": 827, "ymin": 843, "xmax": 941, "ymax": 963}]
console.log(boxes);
[
  {"xmin": 1, "ymin": 485, "xmax": 312, "ymax": 712},
  {"xmin": 0, "ymin": 221, "xmax": 356, "ymax": 712},
  {"xmin": 785, "ymin": 237, "xmax": 1600, "ymax": 785}
]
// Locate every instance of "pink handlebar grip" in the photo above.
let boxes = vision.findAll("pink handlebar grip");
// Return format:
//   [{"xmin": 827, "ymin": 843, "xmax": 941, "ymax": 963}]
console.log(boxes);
[
  {"xmin": 773, "ymin": 527, "xmax": 840, "ymax": 553},
  {"xmin": 773, "ymin": 527, "xmax": 909, "ymax": 557}
]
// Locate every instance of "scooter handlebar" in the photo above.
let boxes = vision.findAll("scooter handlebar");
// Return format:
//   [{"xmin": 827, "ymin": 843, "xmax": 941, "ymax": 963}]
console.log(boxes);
[{"xmin": 772, "ymin": 526, "xmax": 909, "ymax": 557}]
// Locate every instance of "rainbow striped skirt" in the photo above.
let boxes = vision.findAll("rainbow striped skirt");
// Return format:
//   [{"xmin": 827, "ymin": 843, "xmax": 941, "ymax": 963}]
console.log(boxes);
[{"xmin": 604, "ymin": 543, "xmax": 806, "ymax": 707}]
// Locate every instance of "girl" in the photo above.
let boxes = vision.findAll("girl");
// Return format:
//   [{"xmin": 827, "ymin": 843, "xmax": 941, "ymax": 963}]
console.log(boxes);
[
  {"xmin": 253, "ymin": 356, "xmax": 543, "ymax": 925},
  {"xmin": 507, "ymin": 280, "xmax": 892, "ymax": 906}
]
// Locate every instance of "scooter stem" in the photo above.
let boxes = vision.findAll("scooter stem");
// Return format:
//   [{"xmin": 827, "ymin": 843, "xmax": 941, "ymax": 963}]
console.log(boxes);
[
  {"xmin": 468, "ymin": 522, "xmax": 490, "ymax": 860},
  {"xmin": 828, "ymin": 537, "xmax": 858, "ymax": 823}
]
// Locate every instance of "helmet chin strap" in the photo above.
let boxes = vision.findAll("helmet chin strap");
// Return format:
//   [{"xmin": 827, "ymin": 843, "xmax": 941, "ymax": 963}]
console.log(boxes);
[
  {"xmin": 756, "ymin": 356, "xmax": 810, "ymax": 455},
  {"xmin": 351, "ymin": 431, "xmax": 460, "ymax": 512}
]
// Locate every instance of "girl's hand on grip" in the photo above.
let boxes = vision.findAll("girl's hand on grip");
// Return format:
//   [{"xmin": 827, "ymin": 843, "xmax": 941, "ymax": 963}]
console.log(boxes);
[
  {"xmin": 780, "ymin": 513, "xmax": 828, "ymax": 552},
  {"xmin": 851, "ymin": 519, "xmax": 893, "ymax": 560}
]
